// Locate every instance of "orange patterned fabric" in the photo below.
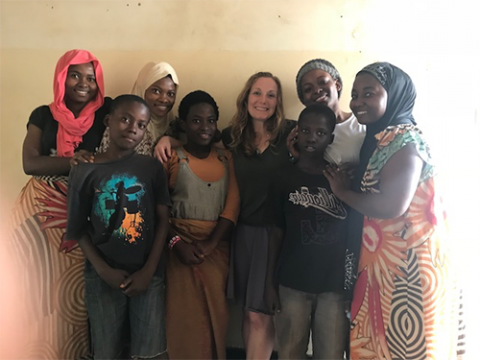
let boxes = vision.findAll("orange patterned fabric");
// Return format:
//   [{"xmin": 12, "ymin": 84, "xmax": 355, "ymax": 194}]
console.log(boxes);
[
  {"xmin": 165, "ymin": 219, "xmax": 229, "ymax": 359},
  {"xmin": 7, "ymin": 176, "xmax": 88, "ymax": 359},
  {"xmin": 350, "ymin": 125, "xmax": 463, "ymax": 360}
]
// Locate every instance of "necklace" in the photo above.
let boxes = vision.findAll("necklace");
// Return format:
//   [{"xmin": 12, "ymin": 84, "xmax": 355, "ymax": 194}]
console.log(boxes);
[{"xmin": 255, "ymin": 132, "xmax": 271, "ymax": 154}]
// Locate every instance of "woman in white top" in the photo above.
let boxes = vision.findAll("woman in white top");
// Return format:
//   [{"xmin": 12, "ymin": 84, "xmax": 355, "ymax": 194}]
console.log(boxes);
[{"xmin": 293, "ymin": 58, "xmax": 365, "ymax": 166}]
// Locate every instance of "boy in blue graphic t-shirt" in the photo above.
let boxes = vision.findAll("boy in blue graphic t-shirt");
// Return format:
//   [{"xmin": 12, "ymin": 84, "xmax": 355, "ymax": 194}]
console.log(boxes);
[
  {"xmin": 66, "ymin": 95, "xmax": 170, "ymax": 359},
  {"xmin": 265, "ymin": 104, "xmax": 349, "ymax": 360}
]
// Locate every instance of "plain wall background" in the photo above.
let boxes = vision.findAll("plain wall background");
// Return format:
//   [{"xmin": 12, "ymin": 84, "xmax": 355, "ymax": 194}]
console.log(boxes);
[
  {"xmin": 1, "ymin": 0, "xmax": 479, "ymax": 352},
  {"xmin": 2, "ymin": 0, "xmax": 478, "ymax": 208}
]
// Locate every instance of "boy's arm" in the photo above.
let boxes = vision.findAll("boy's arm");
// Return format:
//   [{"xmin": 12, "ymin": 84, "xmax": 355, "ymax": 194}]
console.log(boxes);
[
  {"xmin": 121, "ymin": 203, "xmax": 169, "ymax": 296},
  {"xmin": 77, "ymin": 233, "xmax": 129, "ymax": 288},
  {"xmin": 66, "ymin": 165, "xmax": 129, "ymax": 289},
  {"xmin": 144, "ymin": 204, "xmax": 170, "ymax": 274}
]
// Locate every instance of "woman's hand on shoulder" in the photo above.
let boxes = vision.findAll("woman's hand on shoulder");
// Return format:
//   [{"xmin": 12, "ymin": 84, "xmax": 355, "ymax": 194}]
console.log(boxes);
[
  {"xmin": 286, "ymin": 125, "xmax": 299, "ymax": 160},
  {"xmin": 154, "ymin": 136, "xmax": 173, "ymax": 163},
  {"xmin": 338, "ymin": 162, "xmax": 356, "ymax": 179},
  {"xmin": 155, "ymin": 136, "xmax": 185, "ymax": 163},
  {"xmin": 324, "ymin": 164, "xmax": 351, "ymax": 197},
  {"xmin": 70, "ymin": 150, "xmax": 94, "ymax": 167}
]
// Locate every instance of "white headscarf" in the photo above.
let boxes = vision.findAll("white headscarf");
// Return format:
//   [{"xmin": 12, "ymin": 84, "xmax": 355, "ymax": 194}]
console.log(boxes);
[{"xmin": 132, "ymin": 61, "xmax": 179, "ymax": 140}]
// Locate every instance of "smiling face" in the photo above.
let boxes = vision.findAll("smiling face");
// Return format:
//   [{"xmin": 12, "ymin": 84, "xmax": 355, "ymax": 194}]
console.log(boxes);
[
  {"xmin": 64, "ymin": 63, "xmax": 98, "ymax": 105},
  {"xmin": 247, "ymin": 77, "xmax": 278, "ymax": 122},
  {"xmin": 182, "ymin": 102, "xmax": 218, "ymax": 147},
  {"xmin": 106, "ymin": 101, "xmax": 150, "ymax": 152},
  {"xmin": 297, "ymin": 112, "xmax": 335, "ymax": 156},
  {"xmin": 300, "ymin": 69, "xmax": 340, "ymax": 109},
  {"xmin": 350, "ymin": 73, "xmax": 388, "ymax": 125},
  {"xmin": 144, "ymin": 76, "xmax": 176, "ymax": 118}
]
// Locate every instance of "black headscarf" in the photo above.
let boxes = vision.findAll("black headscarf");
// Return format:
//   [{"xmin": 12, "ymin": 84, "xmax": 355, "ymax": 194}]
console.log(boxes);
[{"xmin": 344, "ymin": 62, "xmax": 417, "ymax": 300}]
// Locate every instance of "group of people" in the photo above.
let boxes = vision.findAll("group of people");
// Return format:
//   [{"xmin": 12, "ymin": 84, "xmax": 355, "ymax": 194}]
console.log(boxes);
[{"xmin": 7, "ymin": 48, "xmax": 465, "ymax": 360}]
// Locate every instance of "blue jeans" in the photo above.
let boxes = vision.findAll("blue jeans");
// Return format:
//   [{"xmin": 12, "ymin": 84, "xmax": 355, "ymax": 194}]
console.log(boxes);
[
  {"xmin": 84, "ymin": 267, "xmax": 166, "ymax": 359},
  {"xmin": 275, "ymin": 285, "xmax": 348, "ymax": 360}
]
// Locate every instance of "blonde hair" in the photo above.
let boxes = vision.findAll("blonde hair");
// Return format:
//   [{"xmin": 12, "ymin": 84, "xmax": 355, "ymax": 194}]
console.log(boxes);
[{"xmin": 229, "ymin": 72, "xmax": 286, "ymax": 155}]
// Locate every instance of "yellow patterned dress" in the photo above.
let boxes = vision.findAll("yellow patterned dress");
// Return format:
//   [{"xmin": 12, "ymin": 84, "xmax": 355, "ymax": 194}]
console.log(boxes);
[{"xmin": 350, "ymin": 125, "xmax": 464, "ymax": 360}]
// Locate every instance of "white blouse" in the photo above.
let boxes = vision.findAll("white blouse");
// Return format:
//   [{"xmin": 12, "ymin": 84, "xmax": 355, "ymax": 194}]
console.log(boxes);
[{"xmin": 324, "ymin": 114, "xmax": 366, "ymax": 166}]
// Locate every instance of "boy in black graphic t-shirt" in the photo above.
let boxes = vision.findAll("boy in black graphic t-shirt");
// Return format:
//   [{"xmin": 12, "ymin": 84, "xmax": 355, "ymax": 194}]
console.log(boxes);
[
  {"xmin": 265, "ymin": 104, "xmax": 349, "ymax": 360},
  {"xmin": 66, "ymin": 95, "xmax": 170, "ymax": 359}
]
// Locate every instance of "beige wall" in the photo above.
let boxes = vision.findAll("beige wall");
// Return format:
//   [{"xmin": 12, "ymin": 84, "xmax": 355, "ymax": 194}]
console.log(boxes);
[
  {"xmin": 2, "ymin": 0, "xmax": 478, "ymax": 208},
  {"xmin": 1, "ymin": 0, "xmax": 479, "ymax": 353}
]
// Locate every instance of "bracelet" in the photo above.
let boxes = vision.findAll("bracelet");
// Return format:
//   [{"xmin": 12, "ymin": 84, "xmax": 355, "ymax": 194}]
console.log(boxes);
[{"xmin": 168, "ymin": 235, "xmax": 182, "ymax": 249}]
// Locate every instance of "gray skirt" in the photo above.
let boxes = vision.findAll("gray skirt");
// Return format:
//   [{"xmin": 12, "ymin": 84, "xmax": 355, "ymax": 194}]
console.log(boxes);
[{"xmin": 227, "ymin": 223, "xmax": 273, "ymax": 315}]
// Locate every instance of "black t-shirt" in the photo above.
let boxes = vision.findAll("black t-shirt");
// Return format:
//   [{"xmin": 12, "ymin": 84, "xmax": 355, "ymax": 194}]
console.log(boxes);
[
  {"xmin": 221, "ymin": 120, "xmax": 296, "ymax": 226},
  {"xmin": 66, "ymin": 153, "xmax": 171, "ymax": 274},
  {"xmin": 271, "ymin": 163, "xmax": 348, "ymax": 294},
  {"xmin": 27, "ymin": 98, "xmax": 112, "ymax": 156}
]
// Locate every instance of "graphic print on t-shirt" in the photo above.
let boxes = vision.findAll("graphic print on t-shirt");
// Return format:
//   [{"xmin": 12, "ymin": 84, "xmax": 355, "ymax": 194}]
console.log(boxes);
[
  {"xmin": 289, "ymin": 186, "xmax": 347, "ymax": 245},
  {"xmin": 93, "ymin": 173, "xmax": 146, "ymax": 245}
]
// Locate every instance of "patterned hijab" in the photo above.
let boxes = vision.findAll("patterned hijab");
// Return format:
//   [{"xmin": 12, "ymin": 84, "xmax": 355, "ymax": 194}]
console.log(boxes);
[
  {"xmin": 49, "ymin": 49, "xmax": 105, "ymax": 157},
  {"xmin": 345, "ymin": 62, "xmax": 417, "ymax": 299},
  {"xmin": 131, "ymin": 61, "xmax": 179, "ymax": 140}
]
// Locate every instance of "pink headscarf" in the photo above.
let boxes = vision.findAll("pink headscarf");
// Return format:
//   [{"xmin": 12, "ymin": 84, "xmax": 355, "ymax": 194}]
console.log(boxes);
[{"xmin": 49, "ymin": 49, "xmax": 105, "ymax": 157}]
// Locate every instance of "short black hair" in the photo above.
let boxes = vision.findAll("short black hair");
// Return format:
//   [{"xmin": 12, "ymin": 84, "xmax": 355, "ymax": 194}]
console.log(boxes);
[
  {"xmin": 298, "ymin": 104, "xmax": 336, "ymax": 132},
  {"xmin": 178, "ymin": 90, "xmax": 219, "ymax": 121},
  {"xmin": 110, "ymin": 94, "xmax": 150, "ymax": 115}
]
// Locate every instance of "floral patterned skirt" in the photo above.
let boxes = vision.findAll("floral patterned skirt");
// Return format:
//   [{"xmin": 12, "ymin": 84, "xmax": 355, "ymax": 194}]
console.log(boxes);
[{"xmin": 6, "ymin": 176, "xmax": 89, "ymax": 359}]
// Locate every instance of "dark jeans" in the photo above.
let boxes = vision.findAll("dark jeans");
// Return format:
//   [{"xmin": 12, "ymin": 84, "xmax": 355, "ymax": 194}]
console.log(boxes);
[
  {"xmin": 84, "ymin": 267, "xmax": 166, "ymax": 359},
  {"xmin": 275, "ymin": 286, "xmax": 348, "ymax": 360}
]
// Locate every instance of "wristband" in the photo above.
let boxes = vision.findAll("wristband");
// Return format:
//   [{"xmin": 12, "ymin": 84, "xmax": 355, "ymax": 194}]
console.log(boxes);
[{"xmin": 168, "ymin": 235, "xmax": 182, "ymax": 249}]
